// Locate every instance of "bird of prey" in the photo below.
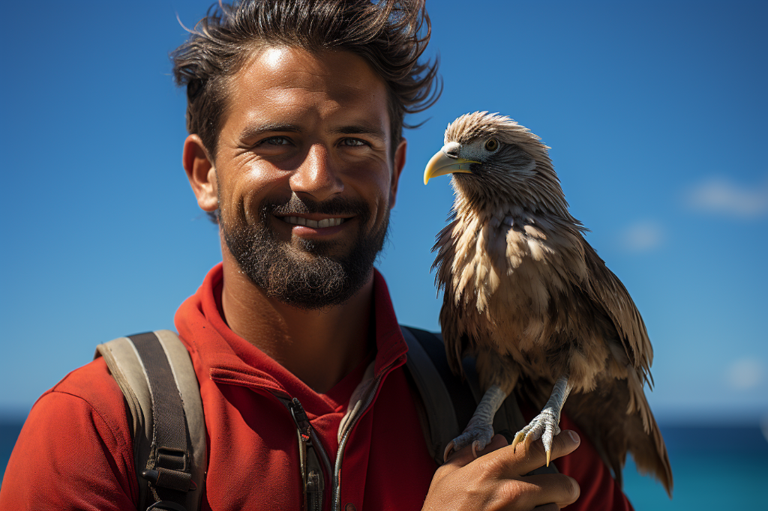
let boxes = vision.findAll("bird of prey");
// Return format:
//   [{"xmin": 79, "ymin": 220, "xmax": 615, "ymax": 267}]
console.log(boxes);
[{"xmin": 423, "ymin": 112, "xmax": 672, "ymax": 495}]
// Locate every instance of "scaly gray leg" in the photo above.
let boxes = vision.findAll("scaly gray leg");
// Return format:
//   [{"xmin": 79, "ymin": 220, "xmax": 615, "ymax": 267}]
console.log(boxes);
[
  {"xmin": 444, "ymin": 384, "xmax": 508, "ymax": 461},
  {"xmin": 511, "ymin": 375, "xmax": 573, "ymax": 466}
]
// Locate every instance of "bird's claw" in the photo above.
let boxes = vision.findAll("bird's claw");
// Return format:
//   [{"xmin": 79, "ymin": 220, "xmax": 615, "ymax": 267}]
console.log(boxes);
[
  {"xmin": 471, "ymin": 440, "xmax": 483, "ymax": 459},
  {"xmin": 510, "ymin": 409, "xmax": 561, "ymax": 466},
  {"xmin": 443, "ymin": 423, "xmax": 495, "ymax": 462},
  {"xmin": 443, "ymin": 440, "xmax": 457, "ymax": 461}
]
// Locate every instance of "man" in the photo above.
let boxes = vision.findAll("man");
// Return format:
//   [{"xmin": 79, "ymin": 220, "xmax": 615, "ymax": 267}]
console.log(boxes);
[{"xmin": 0, "ymin": 1, "xmax": 632, "ymax": 510}]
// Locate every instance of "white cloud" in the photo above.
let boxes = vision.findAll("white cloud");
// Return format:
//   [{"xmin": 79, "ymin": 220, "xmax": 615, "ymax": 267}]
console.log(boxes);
[
  {"xmin": 620, "ymin": 221, "xmax": 664, "ymax": 252},
  {"xmin": 685, "ymin": 177, "xmax": 768, "ymax": 218},
  {"xmin": 725, "ymin": 358, "xmax": 765, "ymax": 390}
]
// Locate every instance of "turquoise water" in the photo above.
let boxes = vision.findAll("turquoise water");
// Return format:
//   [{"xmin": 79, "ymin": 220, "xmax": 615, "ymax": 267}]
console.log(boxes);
[
  {"xmin": 2, "ymin": 419, "xmax": 767, "ymax": 509},
  {"xmin": 622, "ymin": 424, "xmax": 768, "ymax": 510}
]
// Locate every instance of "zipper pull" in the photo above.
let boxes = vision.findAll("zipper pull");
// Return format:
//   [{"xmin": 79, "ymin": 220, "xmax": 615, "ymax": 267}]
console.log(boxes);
[
  {"xmin": 289, "ymin": 397, "xmax": 312, "ymax": 444},
  {"xmin": 289, "ymin": 397, "xmax": 326, "ymax": 510}
]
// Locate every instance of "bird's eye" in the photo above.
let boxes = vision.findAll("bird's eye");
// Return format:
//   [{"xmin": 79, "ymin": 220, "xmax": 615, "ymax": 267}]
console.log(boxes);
[{"xmin": 485, "ymin": 138, "xmax": 499, "ymax": 152}]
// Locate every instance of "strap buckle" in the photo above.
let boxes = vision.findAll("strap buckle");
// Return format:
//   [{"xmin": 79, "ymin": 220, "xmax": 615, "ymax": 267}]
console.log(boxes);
[{"xmin": 141, "ymin": 447, "xmax": 195, "ymax": 492}]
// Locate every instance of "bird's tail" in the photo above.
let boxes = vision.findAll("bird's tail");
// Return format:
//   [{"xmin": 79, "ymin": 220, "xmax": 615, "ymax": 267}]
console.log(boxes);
[
  {"xmin": 564, "ymin": 380, "xmax": 673, "ymax": 498},
  {"xmin": 629, "ymin": 397, "xmax": 673, "ymax": 498}
]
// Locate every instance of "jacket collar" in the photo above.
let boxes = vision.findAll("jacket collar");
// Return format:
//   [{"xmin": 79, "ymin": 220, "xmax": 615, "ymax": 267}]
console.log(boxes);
[{"xmin": 175, "ymin": 264, "xmax": 408, "ymax": 415}]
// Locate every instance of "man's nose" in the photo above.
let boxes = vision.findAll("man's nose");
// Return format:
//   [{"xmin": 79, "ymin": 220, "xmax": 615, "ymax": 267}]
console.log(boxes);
[{"xmin": 290, "ymin": 144, "xmax": 344, "ymax": 201}]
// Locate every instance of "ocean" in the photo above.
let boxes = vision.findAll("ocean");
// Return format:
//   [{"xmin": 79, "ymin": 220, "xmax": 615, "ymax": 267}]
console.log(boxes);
[
  {"xmin": 1, "ymin": 418, "xmax": 767, "ymax": 509},
  {"xmin": 622, "ymin": 422, "xmax": 768, "ymax": 510}
]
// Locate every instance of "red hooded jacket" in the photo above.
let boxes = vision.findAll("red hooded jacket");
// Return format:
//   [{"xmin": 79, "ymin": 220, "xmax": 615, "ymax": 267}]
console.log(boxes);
[{"xmin": 0, "ymin": 265, "xmax": 632, "ymax": 510}]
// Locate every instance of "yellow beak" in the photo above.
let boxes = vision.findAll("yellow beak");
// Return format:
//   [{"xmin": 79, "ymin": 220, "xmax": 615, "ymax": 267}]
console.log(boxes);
[{"xmin": 423, "ymin": 149, "xmax": 478, "ymax": 185}]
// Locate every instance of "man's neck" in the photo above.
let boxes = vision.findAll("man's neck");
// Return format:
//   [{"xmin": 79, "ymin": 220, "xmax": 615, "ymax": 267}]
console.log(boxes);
[{"xmin": 218, "ymin": 254, "xmax": 374, "ymax": 394}]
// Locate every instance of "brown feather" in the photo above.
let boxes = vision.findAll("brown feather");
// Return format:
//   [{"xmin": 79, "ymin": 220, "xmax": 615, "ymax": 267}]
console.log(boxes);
[{"xmin": 431, "ymin": 112, "xmax": 673, "ymax": 495}]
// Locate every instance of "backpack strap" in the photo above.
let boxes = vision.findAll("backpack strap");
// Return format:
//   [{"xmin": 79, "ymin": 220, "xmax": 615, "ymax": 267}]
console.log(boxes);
[
  {"xmin": 401, "ymin": 326, "xmax": 473, "ymax": 465},
  {"xmin": 95, "ymin": 330, "xmax": 207, "ymax": 511},
  {"xmin": 401, "ymin": 326, "xmax": 557, "ymax": 475}
]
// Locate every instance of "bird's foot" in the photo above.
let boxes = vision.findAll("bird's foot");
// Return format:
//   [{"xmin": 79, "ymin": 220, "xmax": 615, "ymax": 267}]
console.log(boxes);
[
  {"xmin": 443, "ymin": 384, "xmax": 508, "ymax": 461},
  {"xmin": 510, "ymin": 407, "xmax": 561, "ymax": 466},
  {"xmin": 444, "ymin": 420, "xmax": 496, "ymax": 461}
]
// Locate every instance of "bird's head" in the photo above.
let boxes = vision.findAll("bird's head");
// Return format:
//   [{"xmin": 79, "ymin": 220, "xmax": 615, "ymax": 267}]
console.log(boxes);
[{"xmin": 424, "ymin": 112, "xmax": 569, "ymax": 217}]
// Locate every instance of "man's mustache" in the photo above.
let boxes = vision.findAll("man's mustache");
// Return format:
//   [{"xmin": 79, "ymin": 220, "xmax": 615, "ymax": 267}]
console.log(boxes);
[{"xmin": 264, "ymin": 195, "xmax": 370, "ymax": 218}]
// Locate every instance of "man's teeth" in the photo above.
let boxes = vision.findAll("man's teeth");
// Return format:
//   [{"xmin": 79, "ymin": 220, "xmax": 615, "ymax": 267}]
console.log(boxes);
[{"xmin": 284, "ymin": 216, "xmax": 345, "ymax": 228}]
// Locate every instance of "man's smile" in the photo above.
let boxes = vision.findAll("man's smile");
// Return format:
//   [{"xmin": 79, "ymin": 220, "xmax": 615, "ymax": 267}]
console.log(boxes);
[
  {"xmin": 281, "ymin": 215, "xmax": 347, "ymax": 229},
  {"xmin": 272, "ymin": 212, "xmax": 357, "ymax": 239}
]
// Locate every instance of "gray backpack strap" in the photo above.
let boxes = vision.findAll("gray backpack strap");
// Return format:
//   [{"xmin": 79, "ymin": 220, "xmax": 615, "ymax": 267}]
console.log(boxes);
[
  {"xmin": 95, "ymin": 330, "xmax": 207, "ymax": 511},
  {"xmin": 401, "ymin": 326, "xmax": 461, "ymax": 464},
  {"xmin": 401, "ymin": 326, "xmax": 557, "ymax": 474}
]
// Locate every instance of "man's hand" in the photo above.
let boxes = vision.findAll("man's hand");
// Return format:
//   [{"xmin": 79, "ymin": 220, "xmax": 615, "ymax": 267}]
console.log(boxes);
[{"xmin": 422, "ymin": 430, "xmax": 581, "ymax": 511}]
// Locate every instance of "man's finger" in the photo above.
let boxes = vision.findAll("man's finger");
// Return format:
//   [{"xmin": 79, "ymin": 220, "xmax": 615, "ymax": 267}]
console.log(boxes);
[
  {"xmin": 444, "ymin": 434, "xmax": 509, "ymax": 466},
  {"xmin": 499, "ymin": 430, "xmax": 580, "ymax": 476}
]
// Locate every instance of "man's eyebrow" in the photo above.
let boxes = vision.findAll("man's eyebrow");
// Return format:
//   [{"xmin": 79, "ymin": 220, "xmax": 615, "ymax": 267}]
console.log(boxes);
[
  {"xmin": 333, "ymin": 124, "xmax": 387, "ymax": 140},
  {"xmin": 238, "ymin": 122, "xmax": 387, "ymax": 142},
  {"xmin": 239, "ymin": 123, "xmax": 302, "ymax": 140}
]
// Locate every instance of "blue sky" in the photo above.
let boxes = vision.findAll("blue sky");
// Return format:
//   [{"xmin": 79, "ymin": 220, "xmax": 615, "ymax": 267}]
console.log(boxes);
[{"xmin": 1, "ymin": 1, "xmax": 766, "ymax": 423}]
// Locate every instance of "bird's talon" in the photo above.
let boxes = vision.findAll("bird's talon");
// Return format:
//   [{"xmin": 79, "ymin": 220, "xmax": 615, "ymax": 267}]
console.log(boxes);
[
  {"xmin": 511, "ymin": 431, "xmax": 525, "ymax": 452},
  {"xmin": 443, "ymin": 441, "xmax": 456, "ymax": 462},
  {"xmin": 525, "ymin": 429, "xmax": 536, "ymax": 446}
]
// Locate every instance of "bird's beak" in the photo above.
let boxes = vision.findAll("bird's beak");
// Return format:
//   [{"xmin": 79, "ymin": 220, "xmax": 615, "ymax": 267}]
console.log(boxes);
[{"xmin": 423, "ymin": 147, "xmax": 478, "ymax": 185}]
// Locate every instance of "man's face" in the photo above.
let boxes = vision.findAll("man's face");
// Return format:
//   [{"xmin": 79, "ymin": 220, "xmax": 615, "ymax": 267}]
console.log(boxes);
[{"xmin": 208, "ymin": 46, "xmax": 404, "ymax": 308}]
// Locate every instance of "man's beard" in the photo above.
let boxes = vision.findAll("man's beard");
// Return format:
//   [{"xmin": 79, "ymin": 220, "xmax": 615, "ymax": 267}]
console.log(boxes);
[{"xmin": 221, "ymin": 195, "xmax": 388, "ymax": 309}]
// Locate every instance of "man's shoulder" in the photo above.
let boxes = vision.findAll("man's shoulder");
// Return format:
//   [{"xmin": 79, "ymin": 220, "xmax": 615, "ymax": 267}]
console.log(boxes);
[
  {"xmin": 25, "ymin": 357, "xmax": 134, "ymax": 468},
  {"xmin": 40, "ymin": 357, "xmax": 130, "ymax": 431},
  {"xmin": 50, "ymin": 356, "xmax": 122, "ymax": 397},
  {"xmin": 0, "ymin": 359, "xmax": 138, "ymax": 506}
]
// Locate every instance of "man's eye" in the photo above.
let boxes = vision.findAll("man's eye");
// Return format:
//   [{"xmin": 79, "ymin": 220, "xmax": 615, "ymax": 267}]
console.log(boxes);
[
  {"xmin": 260, "ymin": 136, "xmax": 291, "ymax": 146},
  {"xmin": 340, "ymin": 138, "xmax": 367, "ymax": 147}
]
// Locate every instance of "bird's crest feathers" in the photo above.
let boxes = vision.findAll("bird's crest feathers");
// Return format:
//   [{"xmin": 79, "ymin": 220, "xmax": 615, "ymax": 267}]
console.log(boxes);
[{"xmin": 445, "ymin": 112, "xmax": 551, "ymax": 157}]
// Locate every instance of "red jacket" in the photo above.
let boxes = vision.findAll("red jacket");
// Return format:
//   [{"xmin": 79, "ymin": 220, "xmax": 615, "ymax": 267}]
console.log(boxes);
[{"xmin": 0, "ymin": 265, "xmax": 633, "ymax": 510}]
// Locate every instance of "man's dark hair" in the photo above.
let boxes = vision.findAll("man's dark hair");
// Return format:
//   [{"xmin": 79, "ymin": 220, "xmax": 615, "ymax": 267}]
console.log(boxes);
[{"xmin": 172, "ymin": 0, "xmax": 440, "ymax": 162}]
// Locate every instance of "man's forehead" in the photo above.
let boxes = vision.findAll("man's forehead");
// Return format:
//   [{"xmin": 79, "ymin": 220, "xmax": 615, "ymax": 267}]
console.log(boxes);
[
  {"xmin": 224, "ymin": 46, "xmax": 391, "ymax": 136},
  {"xmin": 237, "ymin": 46, "xmax": 384, "ymax": 94}
]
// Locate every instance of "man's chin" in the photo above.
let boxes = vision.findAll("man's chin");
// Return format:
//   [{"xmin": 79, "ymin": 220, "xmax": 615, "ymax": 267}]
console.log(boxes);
[
  {"xmin": 221, "ymin": 195, "xmax": 388, "ymax": 309},
  {"xmin": 288, "ymin": 238, "xmax": 355, "ymax": 260},
  {"xmin": 252, "ymin": 255, "xmax": 367, "ymax": 309}
]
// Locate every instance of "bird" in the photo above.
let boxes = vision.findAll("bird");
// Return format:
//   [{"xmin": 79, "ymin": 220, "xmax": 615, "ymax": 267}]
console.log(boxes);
[{"xmin": 423, "ymin": 111, "xmax": 672, "ymax": 495}]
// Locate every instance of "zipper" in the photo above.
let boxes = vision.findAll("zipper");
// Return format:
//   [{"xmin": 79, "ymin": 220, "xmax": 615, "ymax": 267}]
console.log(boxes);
[
  {"xmin": 330, "ymin": 358, "xmax": 403, "ymax": 511},
  {"xmin": 232, "ymin": 354, "xmax": 405, "ymax": 510},
  {"xmin": 288, "ymin": 397, "xmax": 330, "ymax": 511}
]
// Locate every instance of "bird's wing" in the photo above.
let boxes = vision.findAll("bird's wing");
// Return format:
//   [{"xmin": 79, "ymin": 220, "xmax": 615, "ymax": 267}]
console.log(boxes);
[
  {"xmin": 582, "ymin": 240, "xmax": 654, "ymax": 383},
  {"xmin": 579, "ymin": 242, "xmax": 674, "ymax": 494},
  {"xmin": 432, "ymin": 218, "xmax": 466, "ymax": 374}
]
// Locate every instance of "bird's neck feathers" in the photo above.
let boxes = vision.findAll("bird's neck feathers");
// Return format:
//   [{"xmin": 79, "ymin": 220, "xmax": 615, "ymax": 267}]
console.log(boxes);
[{"xmin": 449, "ymin": 157, "xmax": 581, "ymax": 232}]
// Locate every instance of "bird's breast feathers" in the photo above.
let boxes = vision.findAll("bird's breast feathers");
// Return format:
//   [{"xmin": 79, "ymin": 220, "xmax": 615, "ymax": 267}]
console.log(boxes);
[{"xmin": 436, "ymin": 205, "xmax": 588, "ymax": 343}]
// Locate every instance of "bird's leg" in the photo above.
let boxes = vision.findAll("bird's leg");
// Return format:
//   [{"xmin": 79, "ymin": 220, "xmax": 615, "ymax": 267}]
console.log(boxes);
[
  {"xmin": 444, "ymin": 384, "xmax": 508, "ymax": 461},
  {"xmin": 511, "ymin": 374, "xmax": 573, "ymax": 466}
]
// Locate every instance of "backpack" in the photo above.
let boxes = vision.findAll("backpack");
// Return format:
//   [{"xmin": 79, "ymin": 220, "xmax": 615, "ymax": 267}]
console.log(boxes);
[{"xmin": 95, "ymin": 326, "xmax": 554, "ymax": 511}]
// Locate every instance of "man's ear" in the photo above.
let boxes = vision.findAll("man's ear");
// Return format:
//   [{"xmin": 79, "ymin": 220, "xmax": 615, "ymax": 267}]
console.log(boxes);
[
  {"xmin": 183, "ymin": 134, "xmax": 218, "ymax": 212},
  {"xmin": 389, "ymin": 138, "xmax": 407, "ymax": 209}
]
